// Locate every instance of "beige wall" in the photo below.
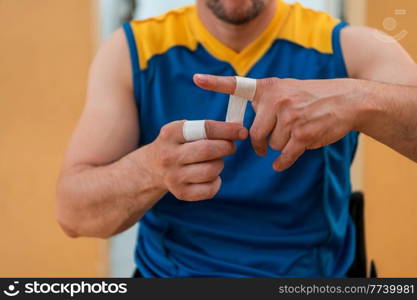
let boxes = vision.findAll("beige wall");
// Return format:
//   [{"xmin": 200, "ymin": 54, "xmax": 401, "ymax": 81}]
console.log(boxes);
[
  {"xmin": 0, "ymin": 0, "xmax": 106, "ymax": 277},
  {"xmin": 347, "ymin": 0, "xmax": 417, "ymax": 277}
]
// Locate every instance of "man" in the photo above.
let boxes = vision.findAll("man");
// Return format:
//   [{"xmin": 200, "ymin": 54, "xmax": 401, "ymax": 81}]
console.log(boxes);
[{"xmin": 57, "ymin": 0, "xmax": 417, "ymax": 277}]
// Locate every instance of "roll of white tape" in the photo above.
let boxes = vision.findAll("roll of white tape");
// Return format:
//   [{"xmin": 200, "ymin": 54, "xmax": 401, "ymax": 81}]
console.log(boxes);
[
  {"xmin": 183, "ymin": 120, "xmax": 207, "ymax": 142},
  {"xmin": 225, "ymin": 76, "xmax": 257, "ymax": 124}
]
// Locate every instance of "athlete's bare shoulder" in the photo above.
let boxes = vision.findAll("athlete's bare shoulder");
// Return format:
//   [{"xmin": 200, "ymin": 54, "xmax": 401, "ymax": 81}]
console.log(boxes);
[
  {"xmin": 90, "ymin": 28, "xmax": 132, "ymax": 92},
  {"xmin": 341, "ymin": 25, "xmax": 417, "ymax": 84},
  {"xmin": 61, "ymin": 28, "xmax": 139, "ymax": 170}
]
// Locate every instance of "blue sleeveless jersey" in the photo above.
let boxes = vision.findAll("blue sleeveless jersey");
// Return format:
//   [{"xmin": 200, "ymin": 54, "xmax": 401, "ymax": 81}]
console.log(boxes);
[{"xmin": 123, "ymin": 0, "xmax": 358, "ymax": 277}]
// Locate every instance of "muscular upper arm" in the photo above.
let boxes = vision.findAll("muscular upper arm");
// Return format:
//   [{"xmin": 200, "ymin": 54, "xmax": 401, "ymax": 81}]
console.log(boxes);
[
  {"xmin": 341, "ymin": 25, "xmax": 417, "ymax": 86},
  {"xmin": 62, "ymin": 28, "xmax": 139, "ymax": 170}
]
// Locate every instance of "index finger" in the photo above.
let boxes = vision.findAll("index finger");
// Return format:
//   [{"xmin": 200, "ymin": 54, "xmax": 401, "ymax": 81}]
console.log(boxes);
[
  {"xmin": 163, "ymin": 120, "xmax": 248, "ymax": 144},
  {"xmin": 204, "ymin": 120, "xmax": 248, "ymax": 141},
  {"xmin": 193, "ymin": 74, "xmax": 237, "ymax": 95}
]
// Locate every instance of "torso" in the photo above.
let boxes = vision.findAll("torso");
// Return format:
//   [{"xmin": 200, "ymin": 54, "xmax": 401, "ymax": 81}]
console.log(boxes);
[{"xmin": 123, "ymin": 1, "xmax": 358, "ymax": 277}]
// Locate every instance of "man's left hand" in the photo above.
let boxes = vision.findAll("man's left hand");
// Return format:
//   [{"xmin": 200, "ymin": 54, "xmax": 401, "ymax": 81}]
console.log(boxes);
[{"xmin": 194, "ymin": 74, "xmax": 368, "ymax": 171}]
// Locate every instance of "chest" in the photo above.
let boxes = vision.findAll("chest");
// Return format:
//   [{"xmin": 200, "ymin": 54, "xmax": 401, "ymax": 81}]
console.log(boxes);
[{"xmin": 136, "ymin": 41, "xmax": 341, "ymax": 145}]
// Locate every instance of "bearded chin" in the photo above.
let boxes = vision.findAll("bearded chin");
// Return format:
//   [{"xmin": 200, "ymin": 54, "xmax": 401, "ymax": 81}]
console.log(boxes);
[{"xmin": 206, "ymin": 0, "xmax": 266, "ymax": 25}]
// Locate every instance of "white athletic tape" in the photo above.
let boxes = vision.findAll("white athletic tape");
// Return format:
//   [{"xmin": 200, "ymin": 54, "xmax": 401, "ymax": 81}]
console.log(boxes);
[
  {"xmin": 226, "ymin": 95, "xmax": 248, "ymax": 124},
  {"xmin": 183, "ymin": 120, "xmax": 207, "ymax": 142},
  {"xmin": 234, "ymin": 76, "xmax": 257, "ymax": 100},
  {"xmin": 225, "ymin": 76, "xmax": 257, "ymax": 124}
]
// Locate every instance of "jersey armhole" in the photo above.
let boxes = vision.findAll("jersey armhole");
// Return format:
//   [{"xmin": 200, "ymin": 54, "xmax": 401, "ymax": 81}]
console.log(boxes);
[
  {"xmin": 123, "ymin": 22, "xmax": 141, "ymax": 103},
  {"xmin": 332, "ymin": 22, "xmax": 360, "ymax": 153},
  {"xmin": 332, "ymin": 22, "xmax": 349, "ymax": 78}
]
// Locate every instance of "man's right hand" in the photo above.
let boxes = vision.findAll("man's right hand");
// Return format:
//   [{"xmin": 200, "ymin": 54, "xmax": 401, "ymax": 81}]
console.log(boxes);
[
  {"xmin": 141, "ymin": 120, "xmax": 248, "ymax": 201},
  {"xmin": 57, "ymin": 29, "xmax": 248, "ymax": 238}
]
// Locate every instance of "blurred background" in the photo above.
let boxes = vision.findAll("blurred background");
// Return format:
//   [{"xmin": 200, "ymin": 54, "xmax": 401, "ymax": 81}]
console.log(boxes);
[{"xmin": 0, "ymin": 0, "xmax": 416, "ymax": 277}]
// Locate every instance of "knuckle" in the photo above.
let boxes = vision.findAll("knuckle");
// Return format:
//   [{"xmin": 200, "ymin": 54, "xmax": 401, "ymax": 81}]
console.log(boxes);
[
  {"xmin": 176, "ymin": 149, "xmax": 188, "ymax": 164},
  {"xmin": 293, "ymin": 128, "xmax": 312, "ymax": 142},
  {"xmin": 160, "ymin": 121, "xmax": 183, "ymax": 140},
  {"xmin": 159, "ymin": 150, "xmax": 175, "ymax": 166},
  {"xmin": 282, "ymin": 112, "xmax": 297, "ymax": 128},
  {"xmin": 256, "ymin": 78, "xmax": 280, "ymax": 102},
  {"xmin": 269, "ymin": 139, "xmax": 283, "ymax": 151},
  {"xmin": 250, "ymin": 127, "xmax": 265, "ymax": 141},
  {"xmin": 280, "ymin": 96, "xmax": 296, "ymax": 109},
  {"xmin": 172, "ymin": 120, "xmax": 184, "ymax": 128},
  {"xmin": 206, "ymin": 161, "xmax": 224, "ymax": 179},
  {"xmin": 206, "ymin": 190, "xmax": 216, "ymax": 200},
  {"xmin": 197, "ymin": 178, "xmax": 222, "ymax": 200},
  {"xmin": 304, "ymin": 130, "xmax": 314, "ymax": 141},
  {"xmin": 215, "ymin": 160, "xmax": 225, "ymax": 173},
  {"xmin": 201, "ymin": 187, "xmax": 215, "ymax": 200},
  {"xmin": 208, "ymin": 179, "xmax": 221, "ymax": 198},
  {"xmin": 159, "ymin": 124, "xmax": 173, "ymax": 140},
  {"xmin": 174, "ymin": 188, "xmax": 189, "ymax": 201},
  {"xmin": 261, "ymin": 77, "xmax": 279, "ymax": 88}
]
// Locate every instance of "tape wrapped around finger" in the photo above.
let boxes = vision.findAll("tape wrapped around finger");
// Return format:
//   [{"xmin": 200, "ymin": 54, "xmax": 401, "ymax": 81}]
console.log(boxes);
[
  {"xmin": 234, "ymin": 76, "xmax": 257, "ymax": 100},
  {"xmin": 226, "ymin": 76, "xmax": 257, "ymax": 124},
  {"xmin": 183, "ymin": 120, "xmax": 207, "ymax": 142}
]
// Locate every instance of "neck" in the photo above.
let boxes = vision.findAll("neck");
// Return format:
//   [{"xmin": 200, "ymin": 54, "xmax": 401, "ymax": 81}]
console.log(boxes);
[{"xmin": 196, "ymin": 0, "xmax": 277, "ymax": 52}]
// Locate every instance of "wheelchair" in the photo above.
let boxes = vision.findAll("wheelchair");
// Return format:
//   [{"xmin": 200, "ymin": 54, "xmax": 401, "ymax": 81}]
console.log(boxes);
[{"xmin": 347, "ymin": 192, "xmax": 378, "ymax": 278}]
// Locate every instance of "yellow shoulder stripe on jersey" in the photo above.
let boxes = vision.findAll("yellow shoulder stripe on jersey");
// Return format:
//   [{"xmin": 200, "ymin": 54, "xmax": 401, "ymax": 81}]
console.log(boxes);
[
  {"xmin": 129, "ymin": 6, "xmax": 198, "ymax": 70},
  {"xmin": 278, "ymin": 1, "xmax": 339, "ymax": 55}
]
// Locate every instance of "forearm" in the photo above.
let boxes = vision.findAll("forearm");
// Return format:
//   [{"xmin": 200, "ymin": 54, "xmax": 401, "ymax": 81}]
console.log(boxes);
[
  {"xmin": 56, "ymin": 145, "xmax": 166, "ymax": 238},
  {"xmin": 355, "ymin": 80, "xmax": 417, "ymax": 162}
]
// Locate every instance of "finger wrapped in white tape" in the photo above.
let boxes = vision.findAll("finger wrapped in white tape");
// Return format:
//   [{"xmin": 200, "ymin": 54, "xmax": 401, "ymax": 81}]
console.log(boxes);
[
  {"xmin": 183, "ymin": 120, "xmax": 207, "ymax": 142},
  {"xmin": 226, "ymin": 76, "xmax": 257, "ymax": 124},
  {"xmin": 234, "ymin": 76, "xmax": 257, "ymax": 100}
]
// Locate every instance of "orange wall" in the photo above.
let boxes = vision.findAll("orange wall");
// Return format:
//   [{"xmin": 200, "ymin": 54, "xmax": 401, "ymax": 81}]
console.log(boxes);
[
  {"xmin": 0, "ymin": 0, "xmax": 107, "ymax": 276},
  {"xmin": 363, "ymin": 0, "xmax": 417, "ymax": 277},
  {"xmin": 1, "ymin": 0, "xmax": 416, "ymax": 278}
]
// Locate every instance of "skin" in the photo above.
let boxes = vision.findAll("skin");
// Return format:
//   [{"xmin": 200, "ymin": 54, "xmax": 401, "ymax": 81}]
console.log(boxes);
[
  {"xmin": 57, "ymin": 0, "xmax": 417, "ymax": 238},
  {"xmin": 206, "ymin": 0, "xmax": 268, "ymax": 25},
  {"xmin": 193, "ymin": 26, "xmax": 417, "ymax": 170},
  {"xmin": 198, "ymin": 0, "xmax": 275, "ymax": 51}
]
